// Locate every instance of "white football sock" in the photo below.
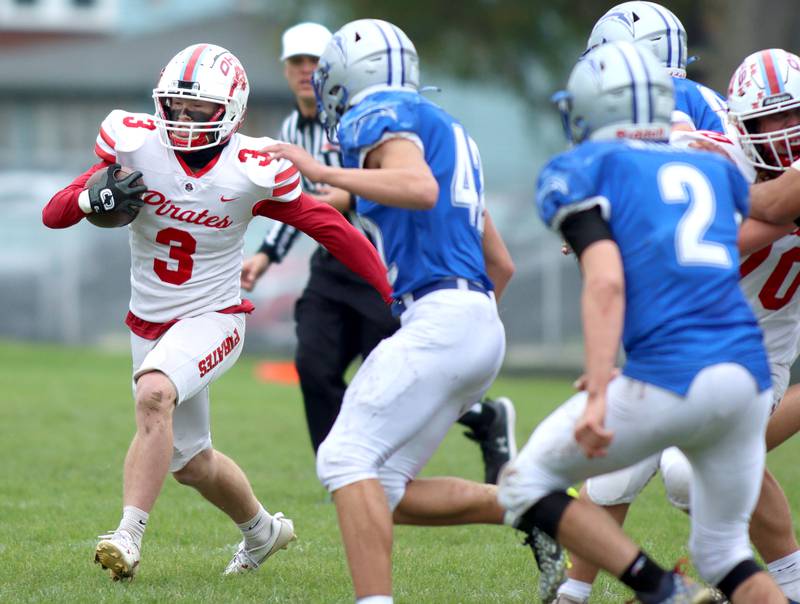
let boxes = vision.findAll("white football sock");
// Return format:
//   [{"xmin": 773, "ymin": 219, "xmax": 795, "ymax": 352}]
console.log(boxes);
[
  {"xmin": 768, "ymin": 550, "xmax": 800, "ymax": 600},
  {"xmin": 237, "ymin": 505, "xmax": 275, "ymax": 551},
  {"xmin": 557, "ymin": 578, "xmax": 592, "ymax": 602},
  {"xmin": 356, "ymin": 596, "xmax": 393, "ymax": 604},
  {"xmin": 117, "ymin": 505, "xmax": 148, "ymax": 547}
]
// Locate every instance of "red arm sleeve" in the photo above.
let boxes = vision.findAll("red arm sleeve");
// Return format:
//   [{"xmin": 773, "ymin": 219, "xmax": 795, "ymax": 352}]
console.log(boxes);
[
  {"xmin": 253, "ymin": 193, "xmax": 393, "ymax": 303},
  {"xmin": 42, "ymin": 161, "xmax": 111, "ymax": 229}
]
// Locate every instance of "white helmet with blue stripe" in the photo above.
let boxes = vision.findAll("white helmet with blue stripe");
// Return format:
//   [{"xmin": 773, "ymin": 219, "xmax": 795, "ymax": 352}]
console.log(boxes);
[
  {"xmin": 313, "ymin": 19, "xmax": 419, "ymax": 140},
  {"xmin": 152, "ymin": 43, "xmax": 249, "ymax": 151},
  {"xmin": 554, "ymin": 40, "xmax": 674, "ymax": 144},
  {"xmin": 586, "ymin": 2, "xmax": 688, "ymax": 78}
]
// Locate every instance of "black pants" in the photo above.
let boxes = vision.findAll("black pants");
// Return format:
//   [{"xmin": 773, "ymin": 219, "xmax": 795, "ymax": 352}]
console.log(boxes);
[{"xmin": 294, "ymin": 256, "xmax": 399, "ymax": 453}]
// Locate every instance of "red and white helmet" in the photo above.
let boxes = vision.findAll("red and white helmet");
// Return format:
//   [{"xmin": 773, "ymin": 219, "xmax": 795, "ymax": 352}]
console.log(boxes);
[
  {"xmin": 727, "ymin": 48, "xmax": 800, "ymax": 172},
  {"xmin": 152, "ymin": 43, "xmax": 249, "ymax": 151}
]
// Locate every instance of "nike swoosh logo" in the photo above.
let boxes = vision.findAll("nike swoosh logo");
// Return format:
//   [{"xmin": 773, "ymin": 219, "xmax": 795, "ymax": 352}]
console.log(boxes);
[
  {"xmin": 220, "ymin": 196, "xmax": 239, "ymax": 203},
  {"xmin": 138, "ymin": 519, "xmax": 147, "ymax": 526}
]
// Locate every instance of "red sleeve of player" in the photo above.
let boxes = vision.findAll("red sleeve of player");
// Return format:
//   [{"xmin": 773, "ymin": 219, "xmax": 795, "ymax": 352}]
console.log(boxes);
[
  {"xmin": 253, "ymin": 192, "xmax": 392, "ymax": 302},
  {"xmin": 42, "ymin": 161, "xmax": 111, "ymax": 229}
]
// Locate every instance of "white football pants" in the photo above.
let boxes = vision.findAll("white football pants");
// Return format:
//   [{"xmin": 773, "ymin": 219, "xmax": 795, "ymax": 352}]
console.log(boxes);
[
  {"xmin": 585, "ymin": 353, "xmax": 791, "ymax": 510},
  {"xmin": 316, "ymin": 288, "xmax": 505, "ymax": 509},
  {"xmin": 498, "ymin": 364, "xmax": 772, "ymax": 585},
  {"xmin": 131, "ymin": 312, "xmax": 245, "ymax": 471}
]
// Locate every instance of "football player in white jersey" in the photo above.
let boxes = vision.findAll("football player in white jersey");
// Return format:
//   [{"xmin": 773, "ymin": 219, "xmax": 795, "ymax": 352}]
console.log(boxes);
[
  {"xmin": 551, "ymin": 49, "xmax": 800, "ymax": 604},
  {"xmin": 42, "ymin": 43, "xmax": 391, "ymax": 582}
]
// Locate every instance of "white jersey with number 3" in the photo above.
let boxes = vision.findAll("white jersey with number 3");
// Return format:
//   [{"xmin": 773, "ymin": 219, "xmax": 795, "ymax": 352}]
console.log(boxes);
[
  {"xmin": 671, "ymin": 129, "xmax": 800, "ymax": 371},
  {"xmin": 94, "ymin": 110, "xmax": 301, "ymax": 323}
]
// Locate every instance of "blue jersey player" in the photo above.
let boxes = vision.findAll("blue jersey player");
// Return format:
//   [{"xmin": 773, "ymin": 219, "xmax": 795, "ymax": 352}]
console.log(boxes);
[
  {"xmin": 497, "ymin": 41, "xmax": 786, "ymax": 604},
  {"xmin": 586, "ymin": 1, "xmax": 728, "ymax": 132},
  {"xmin": 264, "ymin": 19, "xmax": 518, "ymax": 603}
]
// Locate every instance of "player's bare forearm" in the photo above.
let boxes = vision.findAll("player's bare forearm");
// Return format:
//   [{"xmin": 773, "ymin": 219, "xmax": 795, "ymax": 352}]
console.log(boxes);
[
  {"xmin": 316, "ymin": 166, "xmax": 437, "ymax": 210},
  {"xmin": 311, "ymin": 186, "xmax": 353, "ymax": 213},
  {"xmin": 264, "ymin": 138, "xmax": 438, "ymax": 209},
  {"xmin": 749, "ymin": 167, "xmax": 800, "ymax": 224},
  {"xmin": 482, "ymin": 211, "xmax": 514, "ymax": 300},
  {"xmin": 738, "ymin": 218, "xmax": 795, "ymax": 255},
  {"xmin": 576, "ymin": 242, "xmax": 622, "ymax": 459},
  {"xmin": 579, "ymin": 240, "xmax": 624, "ymax": 399}
]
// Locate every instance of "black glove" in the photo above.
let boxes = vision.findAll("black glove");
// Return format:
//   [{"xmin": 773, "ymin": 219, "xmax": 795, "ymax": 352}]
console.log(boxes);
[{"xmin": 88, "ymin": 163, "xmax": 147, "ymax": 217}]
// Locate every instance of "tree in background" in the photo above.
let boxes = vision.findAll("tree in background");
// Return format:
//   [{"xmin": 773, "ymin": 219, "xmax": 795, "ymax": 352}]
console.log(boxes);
[{"xmin": 281, "ymin": 0, "xmax": 800, "ymax": 102}]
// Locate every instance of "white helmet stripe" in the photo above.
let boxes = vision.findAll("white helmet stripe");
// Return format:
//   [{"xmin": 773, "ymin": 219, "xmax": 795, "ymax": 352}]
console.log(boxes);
[
  {"xmin": 616, "ymin": 42, "xmax": 654, "ymax": 123},
  {"xmin": 372, "ymin": 19, "xmax": 404, "ymax": 87}
]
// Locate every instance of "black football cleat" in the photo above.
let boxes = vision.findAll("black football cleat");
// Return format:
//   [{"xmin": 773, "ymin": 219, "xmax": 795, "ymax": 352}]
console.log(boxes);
[{"xmin": 464, "ymin": 396, "xmax": 517, "ymax": 484}]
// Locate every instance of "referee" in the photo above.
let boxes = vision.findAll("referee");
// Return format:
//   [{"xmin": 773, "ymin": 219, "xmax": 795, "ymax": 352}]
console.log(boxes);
[{"xmin": 241, "ymin": 22, "xmax": 516, "ymax": 484}]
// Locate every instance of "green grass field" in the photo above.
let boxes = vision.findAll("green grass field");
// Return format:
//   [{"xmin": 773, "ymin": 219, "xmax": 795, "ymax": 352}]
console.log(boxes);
[{"xmin": 1, "ymin": 339, "xmax": 799, "ymax": 603}]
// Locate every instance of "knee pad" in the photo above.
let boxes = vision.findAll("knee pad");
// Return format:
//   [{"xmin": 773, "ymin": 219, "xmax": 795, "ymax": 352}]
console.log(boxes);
[
  {"xmin": 169, "ymin": 439, "xmax": 211, "ymax": 473},
  {"xmin": 690, "ymin": 525, "xmax": 754, "ymax": 585},
  {"xmin": 660, "ymin": 448, "xmax": 692, "ymax": 512},
  {"xmin": 316, "ymin": 438, "xmax": 380, "ymax": 493},
  {"xmin": 172, "ymin": 448, "xmax": 213, "ymax": 484},
  {"xmin": 515, "ymin": 491, "xmax": 574, "ymax": 539},
  {"xmin": 717, "ymin": 560, "xmax": 763, "ymax": 601},
  {"xmin": 379, "ymin": 471, "xmax": 408, "ymax": 512},
  {"xmin": 585, "ymin": 455, "xmax": 659, "ymax": 506},
  {"xmin": 497, "ymin": 461, "xmax": 569, "ymax": 528}
]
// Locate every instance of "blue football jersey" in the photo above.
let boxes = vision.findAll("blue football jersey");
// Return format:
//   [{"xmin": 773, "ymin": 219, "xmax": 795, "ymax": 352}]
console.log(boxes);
[
  {"xmin": 337, "ymin": 90, "xmax": 491, "ymax": 297},
  {"xmin": 537, "ymin": 140, "xmax": 771, "ymax": 396},
  {"xmin": 673, "ymin": 76, "xmax": 727, "ymax": 132}
]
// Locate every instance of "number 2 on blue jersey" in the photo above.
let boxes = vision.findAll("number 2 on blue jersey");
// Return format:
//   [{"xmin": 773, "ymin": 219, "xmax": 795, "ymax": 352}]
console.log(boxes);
[
  {"xmin": 658, "ymin": 162, "xmax": 732, "ymax": 268},
  {"xmin": 450, "ymin": 123, "xmax": 485, "ymax": 234}
]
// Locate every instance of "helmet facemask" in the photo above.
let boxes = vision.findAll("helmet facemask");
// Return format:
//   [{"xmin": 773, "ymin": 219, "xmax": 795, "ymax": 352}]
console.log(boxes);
[
  {"xmin": 154, "ymin": 92, "xmax": 230, "ymax": 150},
  {"xmin": 313, "ymin": 59, "xmax": 348, "ymax": 143},
  {"xmin": 736, "ymin": 107, "xmax": 800, "ymax": 172},
  {"xmin": 552, "ymin": 91, "xmax": 590, "ymax": 145}
]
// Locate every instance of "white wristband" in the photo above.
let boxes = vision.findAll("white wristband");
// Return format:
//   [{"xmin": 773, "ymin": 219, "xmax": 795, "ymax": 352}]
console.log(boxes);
[
  {"xmin": 78, "ymin": 189, "xmax": 93, "ymax": 214},
  {"xmin": 791, "ymin": 158, "xmax": 800, "ymax": 173}
]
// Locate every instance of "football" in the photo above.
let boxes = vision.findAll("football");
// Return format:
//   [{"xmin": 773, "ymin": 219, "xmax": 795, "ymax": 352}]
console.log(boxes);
[{"xmin": 84, "ymin": 166, "xmax": 146, "ymax": 228}]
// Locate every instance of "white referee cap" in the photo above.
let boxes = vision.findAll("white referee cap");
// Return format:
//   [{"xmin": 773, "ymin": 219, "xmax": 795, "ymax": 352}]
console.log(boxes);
[{"xmin": 280, "ymin": 22, "xmax": 332, "ymax": 61}]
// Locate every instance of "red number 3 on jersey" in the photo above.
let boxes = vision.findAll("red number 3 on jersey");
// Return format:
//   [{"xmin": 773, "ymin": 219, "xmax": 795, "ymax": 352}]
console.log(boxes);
[
  {"xmin": 238, "ymin": 149, "xmax": 272, "ymax": 166},
  {"xmin": 154, "ymin": 227, "xmax": 196, "ymax": 285},
  {"xmin": 122, "ymin": 116, "xmax": 157, "ymax": 130}
]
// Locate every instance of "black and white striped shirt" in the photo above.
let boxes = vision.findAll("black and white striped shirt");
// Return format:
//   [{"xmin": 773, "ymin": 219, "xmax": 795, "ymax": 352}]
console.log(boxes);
[{"xmin": 258, "ymin": 108, "xmax": 348, "ymax": 262}]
